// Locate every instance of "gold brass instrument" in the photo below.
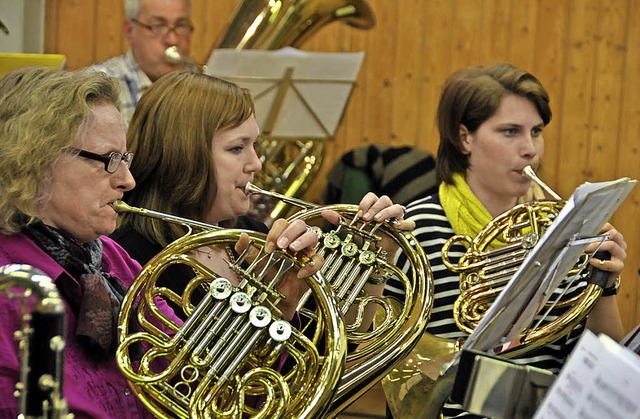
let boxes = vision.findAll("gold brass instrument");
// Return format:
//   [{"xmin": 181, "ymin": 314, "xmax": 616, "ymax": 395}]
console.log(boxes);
[
  {"xmin": 244, "ymin": 183, "xmax": 434, "ymax": 417},
  {"xmin": 215, "ymin": 0, "xmax": 376, "ymax": 224},
  {"xmin": 445, "ymin": 166, "xmax": 602, "ymax": 356},
  {"xmin": 0, "ymin": 264, "xmax": 70, "ymax": 418},
  {"xmin": 113, "ymin": 201, "xmax": 347, "ymax": 418},
  {"xmin": 383, "ymin": 166, "xmax": 608, "ymax": 418}
]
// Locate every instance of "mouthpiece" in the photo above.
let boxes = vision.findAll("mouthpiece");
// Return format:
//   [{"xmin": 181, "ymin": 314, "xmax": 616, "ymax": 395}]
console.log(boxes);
[
  {"xmin": 522, "ymin": 165, "xmax": 562, "ymax": 200},
  {"xmin": 112, "ymin": 200, "xmax": 134, "ymax": 214},
  {"xmin": 163, "ymin": 46, "xmax": 206, "ymax": 72},
  {"xmin": 163, "ymin": 46, "xmax": 183, "ymax": 64}
]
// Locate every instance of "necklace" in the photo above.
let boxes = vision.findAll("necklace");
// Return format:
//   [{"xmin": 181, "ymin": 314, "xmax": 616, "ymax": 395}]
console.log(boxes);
[
  {"xmin": 195, "ymin": 246, "xmax": 237, "ymax": 263},
  {"xmin": 195, "ymin": 247, "xmax": 213, "ymax": 259}
]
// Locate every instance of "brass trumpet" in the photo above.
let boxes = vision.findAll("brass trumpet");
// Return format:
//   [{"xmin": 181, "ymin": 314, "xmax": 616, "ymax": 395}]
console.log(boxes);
[
  {"xmin": 113, "ymin": 201, "xmax": 347, "ymax": 418},
  {"xmin": 244, "ymin": 182, "xmax": 434, "ymax": 417}
]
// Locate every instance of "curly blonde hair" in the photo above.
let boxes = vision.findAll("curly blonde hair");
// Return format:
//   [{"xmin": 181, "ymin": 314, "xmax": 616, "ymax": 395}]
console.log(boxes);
[{"xmin": 0, "ymin": 67, "xmax": 119, "ymax": 234}]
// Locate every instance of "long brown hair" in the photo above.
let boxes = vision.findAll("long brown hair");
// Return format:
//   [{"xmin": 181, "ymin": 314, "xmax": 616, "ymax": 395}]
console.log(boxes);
[{"xmin": 120, "ymin": 71, "xmax": 255, "ymax": 247}]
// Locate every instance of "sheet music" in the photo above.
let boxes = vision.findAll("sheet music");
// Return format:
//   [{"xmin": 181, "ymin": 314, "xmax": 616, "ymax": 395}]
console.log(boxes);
[
  {"xmin": 534, "ymin": 331, "xmax": 640, "ymax": 418},
  {"xmin": 459, "ymin": 177, "xmax": 637, "ymax": 358},
  {"xmin": 621, "ymin": 323, "xmax": 640, "ymax": 354},
  {"xmin": 205, "ymin": 47, "xmax": 364, "ymax": 139}
]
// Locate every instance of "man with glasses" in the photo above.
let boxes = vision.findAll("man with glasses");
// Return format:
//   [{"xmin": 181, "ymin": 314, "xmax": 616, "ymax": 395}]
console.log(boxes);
[{"xmin": 87, "ymin": 0, "xmax": 195, "ymax": 127}]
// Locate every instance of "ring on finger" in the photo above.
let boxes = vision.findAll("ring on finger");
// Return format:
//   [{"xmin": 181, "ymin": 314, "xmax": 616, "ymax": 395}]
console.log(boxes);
[{"xmin": 306, "ymin": 225, "xmax": 322, "ymax": 239}]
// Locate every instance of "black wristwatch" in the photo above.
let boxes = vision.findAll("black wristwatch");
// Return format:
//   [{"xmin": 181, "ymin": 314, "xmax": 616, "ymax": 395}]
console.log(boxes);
[{"xmin": 602, "ymin": 276, "xmax": 621, "ymax": 297}]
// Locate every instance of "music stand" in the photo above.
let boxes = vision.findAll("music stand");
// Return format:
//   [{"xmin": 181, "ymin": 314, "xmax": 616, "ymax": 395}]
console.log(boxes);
[
  {"xmin": 407, "ymin": 177, "xmax": 637, "ymax": 419},
  {"xmin": 204, "ymin": 47, "xmax": 364, "ymax": 141}
]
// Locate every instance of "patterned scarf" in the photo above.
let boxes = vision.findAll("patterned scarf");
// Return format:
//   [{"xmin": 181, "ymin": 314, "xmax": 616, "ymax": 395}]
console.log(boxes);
[
  {"xmin": 439, "ymin": 172, "xmax": 507, "ymax": 249},
  {"xmin": 23, "ymin": 221, "xmax": 126, "ymax": 357}
]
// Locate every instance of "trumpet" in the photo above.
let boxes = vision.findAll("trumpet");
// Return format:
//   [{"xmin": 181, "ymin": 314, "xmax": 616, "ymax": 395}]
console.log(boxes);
[
  {"xmin": 244, "ymin": 182, "xmax": 434, "ymax": 416},
  {"xmin": 0, "ymin": 264, "xmax": 70, "ymax": 418}
]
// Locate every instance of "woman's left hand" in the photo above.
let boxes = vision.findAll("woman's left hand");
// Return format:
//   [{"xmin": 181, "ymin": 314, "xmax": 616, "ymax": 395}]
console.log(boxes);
[
  {"xmin": 587, "ymin": 222, "xmax": 627, "ymax": 288},
  {"xmin": 236, "ymin": 218, "xmax": 323, "ymax": 320},
  {"xmin": 322, "ymin": 192, "xmax": 415, "ymax": 232},
  {"xmin": 321, "ymin": 193, "xmax": 415, "ymax": 258}
]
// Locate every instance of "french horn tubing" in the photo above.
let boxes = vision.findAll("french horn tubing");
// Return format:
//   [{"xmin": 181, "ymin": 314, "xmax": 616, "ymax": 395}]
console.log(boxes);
[
  {"xmin": 244, "ymin": 183, "xmax": 434, "ymax": 417},
  {"xmin": 383, "ymin": 166, "xmax": 610, "ymax": 418},
  {"xmin": 0, "ymin": 264, "xmax": 70, "ymax": 418},
  {"xmin": 113, "ymin": 201, "xmax": 348, "ymax": 418},
  {"xmin": 447, "ymin": 166, "xmax": 605, "ymax": 355}
]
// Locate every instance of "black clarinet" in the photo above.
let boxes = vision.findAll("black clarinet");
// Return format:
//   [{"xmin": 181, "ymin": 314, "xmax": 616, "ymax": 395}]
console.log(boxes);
[{"xmin": 0, "ymin": 264, "xmax": 70, "ymax": 418}]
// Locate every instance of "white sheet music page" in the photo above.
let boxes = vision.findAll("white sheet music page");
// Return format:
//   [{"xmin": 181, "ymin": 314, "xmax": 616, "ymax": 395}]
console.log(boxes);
[
  {"xmin": 534, "ymin": 331, "xmax": 640, "ymax": 419},
  {"xmin": 205, "ymin": 47, "xmax": 364, "ymax": 139}
]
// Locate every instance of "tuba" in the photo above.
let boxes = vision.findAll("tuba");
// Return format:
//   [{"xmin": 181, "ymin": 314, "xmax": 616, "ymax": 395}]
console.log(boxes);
[
  {"xmin": 383, "ymin": 166, "xmax": 610, "ymax": 418},
  {"xmin": 0, "ymin": 264, "xmax": 70, "ymax": 418},
  {"xmin": 214, "ymin": 0, "xmax": 376, "ymax": 224},
  {"xmin": 244, "ymin": 183, "xmax": 434, "ymax": 417},
  {"xmin": 113, "ymin": 201, "xmax": 347, "ymax": 418}
]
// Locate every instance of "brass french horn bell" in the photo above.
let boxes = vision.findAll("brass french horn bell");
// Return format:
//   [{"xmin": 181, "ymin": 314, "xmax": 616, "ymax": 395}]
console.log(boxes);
[{"xmin": 113, "ymin": 200, "xmax": 348, "ymax": 418}]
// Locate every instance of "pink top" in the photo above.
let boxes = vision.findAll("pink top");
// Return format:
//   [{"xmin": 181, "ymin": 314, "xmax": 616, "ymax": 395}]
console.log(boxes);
[{"xmin": 0, "ymin": 233, "xmax": 153, "ymax": 419}]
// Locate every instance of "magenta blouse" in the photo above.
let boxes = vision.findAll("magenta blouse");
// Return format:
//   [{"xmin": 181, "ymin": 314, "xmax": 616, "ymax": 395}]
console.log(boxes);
[{"xmin": 0, "ymin": 233, "xmax": 153, "ymax": 419}]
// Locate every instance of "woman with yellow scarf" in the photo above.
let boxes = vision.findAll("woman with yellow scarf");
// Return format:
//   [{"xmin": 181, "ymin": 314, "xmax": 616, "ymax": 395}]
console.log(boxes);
[{"xmin": 385, "ymin": 63, "xmax": 627, "ymax": 418}]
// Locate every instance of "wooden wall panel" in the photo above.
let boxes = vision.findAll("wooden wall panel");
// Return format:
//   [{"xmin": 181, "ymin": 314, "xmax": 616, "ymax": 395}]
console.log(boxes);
[
  {"xmin": 617, "ymin": 0, "xmax": 640, "ymax": 327},
  {"xmin": 44, "ymin": 0, "xmax": 640, "ymax": 331},
  {"xmin": 532, "ymin": 0, "xmax": 569, "ymax": 185}
]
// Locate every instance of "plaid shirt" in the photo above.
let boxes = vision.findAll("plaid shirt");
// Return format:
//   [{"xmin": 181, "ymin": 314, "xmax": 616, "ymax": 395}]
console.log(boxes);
[{"xmin": 86, "ymin": 50, "xmax": 152, "ymax": 128}]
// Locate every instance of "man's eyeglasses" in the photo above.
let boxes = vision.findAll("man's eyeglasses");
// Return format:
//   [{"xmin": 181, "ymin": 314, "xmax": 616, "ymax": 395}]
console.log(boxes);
[
  {"xmin": 131, "ymin": 18, "xmax": 194, "ymax": 37},
  {"xmin": 67, "ymin": 148, "xmax": 134, "ymax": 174}
]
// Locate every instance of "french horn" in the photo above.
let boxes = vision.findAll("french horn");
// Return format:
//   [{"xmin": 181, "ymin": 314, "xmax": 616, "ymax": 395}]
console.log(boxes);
[
  {"xmin": 244, "ymin": 183, "xmax": 434, "ymax": 417},
  {"xmin": 213, "ymin": 0, "xmax": 376, "ymax": 224},
  {"xmin": 113, "ymin": 201, "xmax": 347, "ymax": 418},
  {"xmin": 383, "ymin": 166, "xmax": 610, "ymax": 418},
  {"xmin": 0, "ymin": 264, "xmax": 70, "ymax": 418}
]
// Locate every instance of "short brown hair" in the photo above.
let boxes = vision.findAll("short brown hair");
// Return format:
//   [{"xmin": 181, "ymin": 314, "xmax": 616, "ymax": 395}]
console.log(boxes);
[{"xmin": 436, "ymin": 64, "xmax": 551, "ymax": 184}]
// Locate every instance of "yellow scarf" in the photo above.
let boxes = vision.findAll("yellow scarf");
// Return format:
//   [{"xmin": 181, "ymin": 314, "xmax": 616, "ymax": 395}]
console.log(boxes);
[{"xmin": 439, "ymin": 173, "xmax": 505, "ymax": 249}]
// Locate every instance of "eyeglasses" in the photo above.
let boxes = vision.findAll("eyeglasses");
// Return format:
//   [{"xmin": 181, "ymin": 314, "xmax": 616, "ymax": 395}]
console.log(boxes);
[
  {"xmin": 131, "ymin": 18, "xmax": 194, "ymax": 37},
  {"xmin": 67, "ymin": 148, "xmax": 134, "ymax": 174}
]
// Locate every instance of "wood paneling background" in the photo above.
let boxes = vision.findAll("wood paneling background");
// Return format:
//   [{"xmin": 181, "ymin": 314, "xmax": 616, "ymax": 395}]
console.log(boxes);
[{"xmin": 44, "ymin": 0, "xmax": 640, "ymax": 332}]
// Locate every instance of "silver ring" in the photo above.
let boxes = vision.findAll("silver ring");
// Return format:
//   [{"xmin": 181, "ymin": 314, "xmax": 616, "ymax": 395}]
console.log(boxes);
[{"xmin": 306, "ymin": 225, "xmax": 322, "ymax": 239}]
